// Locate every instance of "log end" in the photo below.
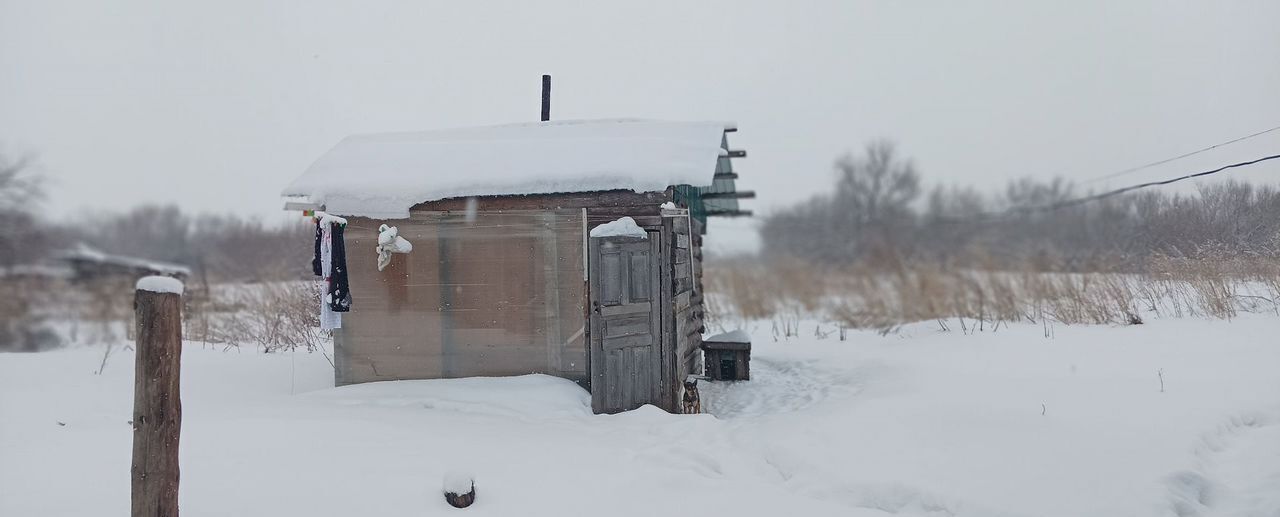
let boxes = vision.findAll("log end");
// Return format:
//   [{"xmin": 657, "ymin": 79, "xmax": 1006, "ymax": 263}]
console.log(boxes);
[{"xmin": 443, "ymin": 472, "xmax": 475, "ymax": 509}]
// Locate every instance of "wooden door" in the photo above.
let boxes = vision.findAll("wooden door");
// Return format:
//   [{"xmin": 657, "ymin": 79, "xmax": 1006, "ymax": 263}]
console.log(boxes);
[{"xmin": 589, "ymin": 232, "xmax": 662, "ymax": 414}]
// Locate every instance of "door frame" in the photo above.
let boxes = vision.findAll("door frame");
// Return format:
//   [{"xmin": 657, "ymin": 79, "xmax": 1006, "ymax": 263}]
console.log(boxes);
[{"xmin": 586, "ymin": 221, "xmax": 671, "ymax": 413}]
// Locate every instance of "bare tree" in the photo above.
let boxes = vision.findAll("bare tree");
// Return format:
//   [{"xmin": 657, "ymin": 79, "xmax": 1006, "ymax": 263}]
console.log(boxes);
[
  {"xmin": 759, "ymin": 141, "xmax": 1280, "ymax": 272},
  {"xmin": 761, "ymin": 141, "xmax": 921, "ymax": 264},
  {"xmin": 0, "ymin": 154, "xmax": 50, "ymax": 268},
  {"xmin": 834, "ymin": 141, "xmax": 921, "ymax": 227},
  {"xmin": 0, "ymin": 153, "xmax": 61, "ymax": 351}
]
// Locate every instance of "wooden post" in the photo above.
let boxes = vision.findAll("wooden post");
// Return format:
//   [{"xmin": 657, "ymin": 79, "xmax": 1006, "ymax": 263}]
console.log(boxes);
[
  {"xmin": 540, "ymin": 74, "xmax": 551, "ymax": 122},
  {"xmin": 132, "ymin": 277, "xmax": 184, "ymax": 517}
]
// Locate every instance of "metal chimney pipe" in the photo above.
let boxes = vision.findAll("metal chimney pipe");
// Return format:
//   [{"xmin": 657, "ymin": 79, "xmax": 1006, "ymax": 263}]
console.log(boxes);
[{"xmin": 541, "ymin": 74, "xmax": 551, "ymax": 122}]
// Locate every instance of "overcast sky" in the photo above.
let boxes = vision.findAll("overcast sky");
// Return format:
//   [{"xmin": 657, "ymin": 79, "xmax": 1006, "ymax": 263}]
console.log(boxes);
[{"xmin": 3, "ymin": 1, "xmax": 1278, "ymax": 253}]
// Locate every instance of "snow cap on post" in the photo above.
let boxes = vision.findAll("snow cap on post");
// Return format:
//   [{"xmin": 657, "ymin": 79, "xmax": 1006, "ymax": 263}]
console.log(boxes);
[{"xmin": 136, "ymin": 276, "xmax": 184, "ymax": 296}]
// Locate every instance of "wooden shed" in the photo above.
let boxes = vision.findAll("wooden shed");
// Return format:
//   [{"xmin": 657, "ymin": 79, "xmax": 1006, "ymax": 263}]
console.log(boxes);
[{"xmin": 282, "ymin": 119, "xmax": 751, "ymax": 414}]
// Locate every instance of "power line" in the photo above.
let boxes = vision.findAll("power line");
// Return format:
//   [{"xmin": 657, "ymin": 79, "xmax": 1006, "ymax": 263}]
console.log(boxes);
[
  {"xmin": 1084, "ymin": 124, "xmax": 1280, "ymax": 183},
  {"xmin": 1040, "ymin": 153, "xmax": 1280, "ymax": 211},
  {"xmin": 944, "ymin": 152, "xmax": 1280, "ymax": 224}
]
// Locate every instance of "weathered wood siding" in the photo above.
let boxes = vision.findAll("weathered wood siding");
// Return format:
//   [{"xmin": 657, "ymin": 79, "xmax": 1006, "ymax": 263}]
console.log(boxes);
[{"xmin": 671, "ymin": 213, "xmax": 705, "ymax": 393}]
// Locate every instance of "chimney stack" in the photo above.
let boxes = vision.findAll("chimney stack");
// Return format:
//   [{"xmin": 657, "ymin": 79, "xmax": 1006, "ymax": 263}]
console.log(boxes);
[{"xmin": 541, "ymin": 74, "xmax": 551, "ymax": 122}]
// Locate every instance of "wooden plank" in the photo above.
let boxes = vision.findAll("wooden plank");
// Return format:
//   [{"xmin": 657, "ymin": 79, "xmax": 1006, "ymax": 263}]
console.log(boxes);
[
  {"xmin": 660, "ymin": 217, "xmax": 678, "ymax": 410},
  {"xmin": 703, "ymin": 341, "xmax": 751, "ymax": 351},
  {"xmin": 691, "ymin": 335, "xmax": 704, "ymax": 375},
  {"xmin": 674, "ymin": 291, "xmax": 692, "ymax": 310},
  {"xmin": 590, "ymin": 236, "xmax": 606, "ymax": 413},
  {"xmin": 674, "ymin": 248, "xmax": 690, "ymax": 265},
  {"xmin": 706, "ymin": 209, "xmax": 754, "ymax": 217},
  {"xmin": 541, "ymin": 212, "xmax": 564, "ymax": 373},
  {"xmin": 700, "ymin": 190, "xmax": 756, "ymax": 200},
  {"xmin": 588, "ymin": 215, "xmax": 663, "ymax": 228}
]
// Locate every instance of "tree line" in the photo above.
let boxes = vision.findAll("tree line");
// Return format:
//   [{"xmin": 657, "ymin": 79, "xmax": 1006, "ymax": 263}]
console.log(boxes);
[
  {"xmin": 759, "ymin": 141, "xmax": 1280, "ymax": 270},
  {"xmin": 0, "ymin": 154, "xmax": 311, "ymax": 283}
]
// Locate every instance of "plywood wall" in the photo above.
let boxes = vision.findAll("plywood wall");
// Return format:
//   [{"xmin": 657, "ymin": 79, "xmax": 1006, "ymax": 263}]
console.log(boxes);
[{"xmin": 334, "ymin": 209, "xmax": 587, "ymax": 385}]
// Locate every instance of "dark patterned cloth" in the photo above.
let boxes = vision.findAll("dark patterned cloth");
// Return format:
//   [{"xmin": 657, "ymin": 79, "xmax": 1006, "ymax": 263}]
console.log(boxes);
[
  {"xmin": 311, "ymin": 220, "xmax": 323, "ymax": 277},
  {"xmin": 327, "ymin": 222, "xmax": 352, "ymax": 312}
]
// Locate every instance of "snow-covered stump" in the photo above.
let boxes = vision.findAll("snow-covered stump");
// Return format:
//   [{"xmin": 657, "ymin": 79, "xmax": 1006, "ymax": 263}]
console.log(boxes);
[
  {"xmin": 443, "ymin": 472, "xmax": 476, "ymax": 509},
  {"xmin": 131, "ymin": 276, "xmax": 184, "ymax": 517}
]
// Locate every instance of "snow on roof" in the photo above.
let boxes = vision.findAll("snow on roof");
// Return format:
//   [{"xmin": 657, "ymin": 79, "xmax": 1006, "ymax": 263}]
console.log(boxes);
[
  {"xmin": 282, "ymin": 119, "xmax": 730, "ymax": 219},
  {"xmin": 704, "ymin": 329, "xmax": 751, "ymax": 343},
  {"xmin": 59, "ymin": 244, "xmax": 192, "ymax": 276}
]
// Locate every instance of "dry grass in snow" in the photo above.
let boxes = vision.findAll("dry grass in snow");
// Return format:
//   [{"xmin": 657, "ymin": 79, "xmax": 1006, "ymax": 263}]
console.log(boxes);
[{"xmin": 703, "ymin": 257, "xmax": 1280, "ymax": 335}]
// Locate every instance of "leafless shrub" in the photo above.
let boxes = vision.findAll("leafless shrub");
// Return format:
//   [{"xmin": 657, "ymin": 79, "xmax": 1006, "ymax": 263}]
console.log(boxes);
[{"xmin": 186, "ymin": 281, "xmax": 329, "ymax": 354}]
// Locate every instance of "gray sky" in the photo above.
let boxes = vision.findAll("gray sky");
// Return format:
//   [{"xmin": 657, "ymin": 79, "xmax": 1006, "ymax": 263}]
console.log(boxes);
[{"xmin": 3, "ymin": 1, "xmax": 1279, "ymax": 254}]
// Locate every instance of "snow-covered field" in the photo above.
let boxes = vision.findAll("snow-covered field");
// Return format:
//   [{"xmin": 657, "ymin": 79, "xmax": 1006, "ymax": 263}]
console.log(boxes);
[{"xmin": 3, "ymin": 316, "xmax": 1279, "ymax": 516}]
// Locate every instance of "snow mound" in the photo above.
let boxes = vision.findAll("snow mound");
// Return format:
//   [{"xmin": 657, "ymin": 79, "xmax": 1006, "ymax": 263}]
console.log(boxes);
[
  {"xmin": 135, "ymin": 276, "xmax": 184, "ymax": 295},
  {"xmin": 590, "ymin": 216, "xmax": 647, "ymax": 239},
  {"xmin": 309, "ymin": 374, "xmax": 592, "ymax": 419},
  {"xmin": 282, "ymin": 119, "xmax": 728, "ymax": 219}
]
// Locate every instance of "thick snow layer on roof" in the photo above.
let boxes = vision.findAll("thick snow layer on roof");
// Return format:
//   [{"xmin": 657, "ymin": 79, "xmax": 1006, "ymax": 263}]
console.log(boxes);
[
  {"xmin": 136, "ymin": 276, "xmax": 184, "ymax": 295},
  {"xmin": 282, "ymin": 119, "xmax": 729, "ymax": 219}
]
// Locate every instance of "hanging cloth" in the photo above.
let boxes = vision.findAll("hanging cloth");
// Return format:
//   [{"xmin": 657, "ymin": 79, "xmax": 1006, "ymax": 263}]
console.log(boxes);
[
  {"xmin": 328, "ymin": 221, "xmax": 352, "ymax": 312},
  {"xmin": 311, "ymin": 220, "xmax": 323, "ymax": 277},
  {"xmin": 318, "ymin": 219, "xmax": 342, "ymax": 330}
]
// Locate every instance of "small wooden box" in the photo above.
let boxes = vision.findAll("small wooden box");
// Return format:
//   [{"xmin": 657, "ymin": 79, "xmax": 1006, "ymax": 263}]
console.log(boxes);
[{"xmin": 701, "ymin": 332, "xmax": 750, "ymax": 381}]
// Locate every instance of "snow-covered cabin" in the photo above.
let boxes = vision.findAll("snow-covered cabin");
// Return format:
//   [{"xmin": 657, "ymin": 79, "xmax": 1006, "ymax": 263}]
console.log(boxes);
[
  {"xmin": 57, "ymin": 244, "xmax": 191, "ymax": 283},
  {"xmin": 282, "ymin": 119, "xmax": 751, "ymax": 414}
]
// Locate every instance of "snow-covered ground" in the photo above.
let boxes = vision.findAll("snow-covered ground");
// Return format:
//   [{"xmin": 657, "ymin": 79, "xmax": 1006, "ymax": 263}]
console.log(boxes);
[{"xmin": 3, "ymin": 316, "xmax": 1279, "ymax": 516}]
